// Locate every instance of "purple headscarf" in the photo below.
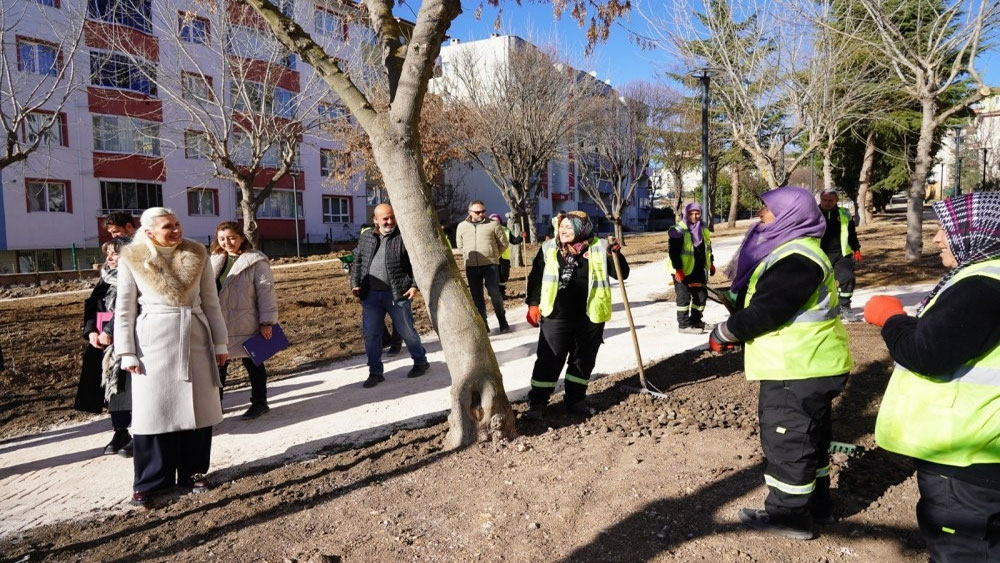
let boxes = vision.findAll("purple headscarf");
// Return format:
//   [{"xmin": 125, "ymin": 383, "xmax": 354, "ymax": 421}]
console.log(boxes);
[
  {"xmin": 729, "ymin": 186, "xmax": 826, "ymax": 291},
  {"xmin": 685, "ymin": 202, "xmax": 704, "ymax": 247}
]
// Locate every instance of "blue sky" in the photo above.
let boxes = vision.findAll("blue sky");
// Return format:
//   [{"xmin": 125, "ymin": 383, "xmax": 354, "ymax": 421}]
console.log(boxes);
[{"xmin": 444, "ymin": 2, "xmax": 1000, "ymax": 92}]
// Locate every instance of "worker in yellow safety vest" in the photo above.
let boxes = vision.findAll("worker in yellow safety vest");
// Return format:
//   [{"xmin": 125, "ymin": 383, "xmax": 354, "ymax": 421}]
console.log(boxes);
[
  {"xmin": 709, "ymin": 186, "xmax": 852, "ymax": 541},
  {"xmin": 864, "ymin": 191, "xmax": 1000, "ymax": 563},
  {"xmin": 818, "ymin": 190, "xmax": 862, "ymax": 320},
  {"xmin": 523, "ymin": 211, "xmax": 628, "ymax": 419},
  {"xmin": 667, "ymin": 202, "xmax": 715, "ymax": 334}
]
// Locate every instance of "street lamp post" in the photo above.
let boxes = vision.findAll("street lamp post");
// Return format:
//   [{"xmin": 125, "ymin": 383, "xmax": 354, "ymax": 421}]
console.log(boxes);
[
  {"xmin": 690, "ymin": 68, "xmax": 718, "ymax": 227},
  {"xmin": 949, "ymin": 125, "xmax": 964, "ymax": 197},
  {"xmin": 982, "ymin": 146, "xmax": 989, "ymax": 191},
  {"xmin": 291, "ymin": 173, "xmax": 301, "ymax": 258}
]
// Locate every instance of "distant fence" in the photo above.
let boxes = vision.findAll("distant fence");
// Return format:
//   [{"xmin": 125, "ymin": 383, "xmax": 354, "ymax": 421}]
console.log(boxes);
[{"xmin": 0, "ymin": 268, "xmax": 99, "ymax": 288}]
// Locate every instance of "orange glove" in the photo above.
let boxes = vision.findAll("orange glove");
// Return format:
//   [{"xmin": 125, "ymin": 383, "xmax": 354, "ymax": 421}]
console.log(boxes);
[
  {"xmin": 526, "ymin": 306, "xmax": 541, "ymax": 327},
  {"xmin": 853, "ymin": 250, "xmax": 863, "ymax": 263},
  {"xmin": 674, "ymin": 270, "xmax": 685, "ymax": 283},
  {"xmin": 864, "ymin": 295, "xmax": 905, "ymax": 327},
  {"xmin": 710, "ymin": 264, "xmax": 716, "ymax": 276}
]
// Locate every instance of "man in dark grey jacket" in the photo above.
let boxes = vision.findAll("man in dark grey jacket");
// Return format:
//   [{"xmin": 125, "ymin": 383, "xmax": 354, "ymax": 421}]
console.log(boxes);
[{"xmin": 350, "ymin": 204, "xmax": 429, "ymax": 387}]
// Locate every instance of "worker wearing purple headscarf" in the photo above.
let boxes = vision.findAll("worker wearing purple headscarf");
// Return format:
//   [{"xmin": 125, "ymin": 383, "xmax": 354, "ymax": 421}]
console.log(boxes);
[
  {"xmin": 710, "ymin": 186, "xmax": 852, "ymax": 541},
  {"xmin": 667, "ymin": 202, "xmax": 715, "ymax": 333}
]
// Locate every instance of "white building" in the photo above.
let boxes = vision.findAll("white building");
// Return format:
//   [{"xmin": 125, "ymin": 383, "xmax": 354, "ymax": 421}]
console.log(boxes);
[
  {"xmin": 933, "ymin": 94, "xmax": 1000, "ymax": 198},
  {"xmin": 0, "ymin": 0, "xmax": 386, "ymax": 272}
]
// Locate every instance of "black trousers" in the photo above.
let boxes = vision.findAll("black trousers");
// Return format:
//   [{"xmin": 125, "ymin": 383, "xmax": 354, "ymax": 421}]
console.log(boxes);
[
  {"xmin": 758, "ymin": 374, "xmax": 847, "ymax": 526},
  {"xmin": 528, "ymin": 316, "xmax": 604, "ymax": 406},
  {"xmin": 466, "ymin": 265, "xmax": 508, "ymax": 329},
  {"xmin": 828, "ymin": 254, "xmax": 856, "ymax": 308},
  {"xmin": 498, "ymin": 258, "xmax": 511, "ymax": 289},
  {"xmin": 674, "ymin": 280, "xmax": 707, "ymax": 328},
  {"xmin": 917, "ymin": 470, "xmax": 1000, "ymax": 563},
  {"xmin": 219, "ymin": 358, "xmax": 269, "ymax": 405},
  {"xmin": 110, "ymin": 410, "xmax": 132, "ymax": 431},
  {"xmin": 132, "ymin": 427, "xmax": 213, "ymax": 492}
]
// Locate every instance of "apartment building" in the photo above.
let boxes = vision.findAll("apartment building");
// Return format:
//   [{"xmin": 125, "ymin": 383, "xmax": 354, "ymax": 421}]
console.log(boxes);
[
  {"xmin": 433, "ymin": 35, "xmax": 651, "ymax": 236},
  {"xmin": 0, "ymin": 0, "xmax": 391, "ymax": 272}
]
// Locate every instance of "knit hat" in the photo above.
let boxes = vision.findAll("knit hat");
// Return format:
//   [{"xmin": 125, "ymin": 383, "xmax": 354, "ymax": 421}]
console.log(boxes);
[{"xmin": 488, "ymin": 213, "xmax": 502, "ymax": 223}]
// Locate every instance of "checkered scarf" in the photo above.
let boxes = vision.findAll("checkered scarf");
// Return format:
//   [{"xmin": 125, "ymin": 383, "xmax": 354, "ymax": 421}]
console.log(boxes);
[{"xmin": 918, "ymin": 192, "xmax": 1000, "ymax": 314}]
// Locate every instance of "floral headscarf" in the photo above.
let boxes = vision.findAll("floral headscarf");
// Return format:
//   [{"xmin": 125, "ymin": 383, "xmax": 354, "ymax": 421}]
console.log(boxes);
[{"xmin": 556, "ymin": 211, "xmax": 594, "ymax": 289}]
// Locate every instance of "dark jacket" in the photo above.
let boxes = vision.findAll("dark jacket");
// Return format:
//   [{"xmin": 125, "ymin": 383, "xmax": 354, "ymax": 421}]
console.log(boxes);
[
  {"xmin": 526, "ymin": 245, "xmax": 630, "ymax": 320},
  {"xmin": 881, "ymin": 275, "xmax": 1000, "ymax": 488},
  {"xmin": 667, "ymin": 228, "xmax": 711, "ymax": 285},
  {"xmin": 726, "ymin": 255, "xmax": 826, "ymax": 342},
  {"xmin": 820, "ymin": 207, "xmax": 860, "ymax": 257},
  {"xmin": 350, "ymin": 228, "xmax": 416, "ymax": 301},
  {"xmin": 75, "ymin": 281, "xmax": 112, "ymax": 414}
]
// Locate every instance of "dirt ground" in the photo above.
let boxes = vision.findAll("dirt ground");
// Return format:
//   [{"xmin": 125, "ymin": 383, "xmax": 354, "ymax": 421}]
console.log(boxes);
[{"xmin": 0, "ymin": 213, "xmax": 948, "ymax": 562}]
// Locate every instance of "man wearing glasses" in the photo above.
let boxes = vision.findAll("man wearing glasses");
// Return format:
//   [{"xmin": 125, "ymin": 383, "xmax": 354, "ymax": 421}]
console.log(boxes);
[{"xmin": 456, "ymin": 200, "xmax": 511, "ymax": 333}]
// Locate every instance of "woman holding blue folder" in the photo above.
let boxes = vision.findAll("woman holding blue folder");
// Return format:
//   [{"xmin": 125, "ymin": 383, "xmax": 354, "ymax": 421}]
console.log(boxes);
[{"xmin": 210, "ymin": 221, "xmax": 279, "ymax": 420}]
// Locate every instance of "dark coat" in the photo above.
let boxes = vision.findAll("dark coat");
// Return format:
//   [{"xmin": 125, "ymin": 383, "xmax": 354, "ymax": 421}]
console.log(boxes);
[
  {"xmin": 74, "ymin": 281, "xmax": 111, "ymax": 414},
  {"xmin": 350, "ymin": 228, "xmax": 416, "ymax": 301}
]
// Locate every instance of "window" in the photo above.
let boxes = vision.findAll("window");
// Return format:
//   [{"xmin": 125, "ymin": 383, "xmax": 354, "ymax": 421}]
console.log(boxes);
[
  {"xmin": 179, "ymin": 13, "xmax": 209, "ymax": 44},
  {"xmin": 187, "ymin": 189, "xmax": 218, "ymax": 216},
  {"xmin": 26, "ymin": 180, "xmax": 70, "ymax": 213},
  {"xmin": 36, "ymin": 0, "xmax": 61, "ymax": 7},
  {"xmin": 230, "ymin": 133, "xmax": 300, "ymax": 169},
  {"xmin": 181, "ymin": 72, "xmax": 213, "ymax": 101},
  {"xmin": 90, "ymin": 51, "xmax": 157, "ymax": 96},
  {"xmin": 226, "ymin": 26, "xmax": 295, "ymax": 68},
  {"xmin": 22, "ymin": 112, "xmax": 67, "ymax": 147},
  {"xmin": 230, "ymin": 81, "xmax": 295, "ymax": 118},
  {"xmin": 366, "ymin": 182, "xmax": 386, "ymax": 206},
  {"xmin": 184, "ymin": 130, "xmax": 210, "ymax": 159},
  {"xmin": 100, "ymin": 181, "xmax": 162, "ymax": 213},
  {"xmin": 322, "ymin": 195, "xmax": 351, "ymax": 223},
  {"xmin": 87, "ymin": 0, "xmax": 152, "ymax": 33},
  {"xmin": 279, "ymin": 0, "xmax": 294, "ymax": 17},
  {"xmin": 314, "ymin": 8, "xmax": 344, "ymax": 38},
  {"xmin": 17, "ymin": 250, "xmax": 60, "ymax": 273},
  {"xmin": 17, "ymin": 39, "xmax": 58, "ymax": 76},
  {"xmin": 320, "ymin": 148, "xmax": 349, "ymax": 176},
  {"xmin": 93, "ymin": 115, "xmax": 160, "ymax": 156},
  {"xmin": 237, "ymin": 189, "xmax": 303, "ymax": 219},
  {"xmin": 318, "ymin": 102, "xmax": 347, "ymax": 124}
]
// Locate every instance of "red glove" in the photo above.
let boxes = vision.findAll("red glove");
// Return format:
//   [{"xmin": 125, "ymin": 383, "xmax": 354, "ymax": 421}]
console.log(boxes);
[
  {"xmin": 674, "ymin": 270, "xmax": 685, "ymax": 283},
  {"xmin": 710, "ymin": 264, "xmax": 716, "ymax": 276},
  {"xmin": 864, "ymin": 295, "xmax": 905, "ymax": 327},
  {"xmin": 708, "ymin": 324, "xmax": 738, "ymax": 353},
  {"xmin": 526, "ymin": 306, "xmax": 541, "ymax": 327},
  {"xmin": 607, "ymin": 236, "xmax": 621, "ymax": 254},
  {"xmin": 853, "ymin": 250, "xmax": 863, "ymax": 263}
]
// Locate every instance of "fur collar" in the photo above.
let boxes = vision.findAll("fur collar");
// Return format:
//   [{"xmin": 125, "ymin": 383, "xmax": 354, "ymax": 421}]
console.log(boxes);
[
  {"xmin": 210, "ymin": 250, "xmax": 268, "ymax": 282},
  {"xmin": 120, "ymin": 238, "xmax": 207, "ymax": 306}
]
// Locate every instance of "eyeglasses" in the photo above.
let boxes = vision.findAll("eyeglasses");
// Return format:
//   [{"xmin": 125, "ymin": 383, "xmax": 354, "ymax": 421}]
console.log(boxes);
[{"xmin": 470, "ymin": 209, "xmax": 486, "ymax": 214}]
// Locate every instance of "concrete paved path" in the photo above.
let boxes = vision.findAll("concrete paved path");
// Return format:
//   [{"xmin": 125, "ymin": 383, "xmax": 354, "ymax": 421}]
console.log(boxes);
[{"xmin": 0, "ymin": 238, "xmax": 933, "ymax": 537}]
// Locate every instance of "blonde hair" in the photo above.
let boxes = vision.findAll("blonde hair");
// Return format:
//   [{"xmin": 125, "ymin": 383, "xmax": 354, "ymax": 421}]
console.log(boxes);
[{"xmin": 133, "ymin": 207, "xmax": 178, "ymax": 269}]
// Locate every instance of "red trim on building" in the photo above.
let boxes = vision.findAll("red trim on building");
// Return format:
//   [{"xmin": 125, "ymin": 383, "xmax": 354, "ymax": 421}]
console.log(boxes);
[
  {"xmin": 249, "ymin": 170, "xmax": 304, "ymax": 190},
  {"xmin": 88, "ymin": 87, "xmax": 162, "ymax": 121},
  {"xmin": 245, "ymin": 218, "xmax": 305, "ymax": 240},
  {"xmin": 93, "ymin": 153, "xmax": 166, "ymax": 181},
  {"xmin": 84, "ymin": 20, "xmax": 159, "ymax": 61},
  {"xmin": 237, "ymin": 58, "xmax": 300, "ymax": 92}
]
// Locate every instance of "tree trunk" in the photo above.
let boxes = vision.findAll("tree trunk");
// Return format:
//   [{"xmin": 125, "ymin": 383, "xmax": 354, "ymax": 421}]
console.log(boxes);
[
  {"xmin": 727, "ymin": 166, "xmax": 740, "ymax": 228},
  {"xmin": 613, "ymin": 218, "xmax": 623, "ymax": 244},
  {"xmin": 822, "ymin": 148, "xmax": 834, "ymax": 193},
  {"xmin": 673, "ymin": 167, "xmax": 685, "ymax": 212},
  {"xmin": 238, "ymin": 180, "xmax": 261, "ymax": 249},
  {"xmin": 369, "ymin": 133, "xmax": 516, "ymax": 449},
  {"xmin": 905, "ymin": 98, "xmax": 938, "ymax": 261},
  {"xmin": 509, "ymin": 212, "xmax": 526, "ymax": 267},
  {"xmin": 856, "ymin": 130, "xmax": 876, "ymax": 227}
]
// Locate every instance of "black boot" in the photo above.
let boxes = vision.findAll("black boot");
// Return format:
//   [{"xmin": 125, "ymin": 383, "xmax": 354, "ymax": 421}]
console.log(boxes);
[{"xmin": 103, "ymin": 429, "xmax": 130, "ymax": 455}]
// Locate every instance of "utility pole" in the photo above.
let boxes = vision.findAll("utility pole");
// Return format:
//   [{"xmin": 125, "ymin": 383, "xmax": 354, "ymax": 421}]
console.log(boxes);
[
  {"xmin": 691, "ymin": 68, "xmax": 718, "ymax": 229},
  {"xmin": 982, "ymin": 146, "xmax": 989, "ymax": 191},
  {"xmin": 950, "ymin": 125, "xmax": 964, "ymax": 197},
  {"xmin": 291, "ymin": 174, "xmax": 301, "ymax": 258}
]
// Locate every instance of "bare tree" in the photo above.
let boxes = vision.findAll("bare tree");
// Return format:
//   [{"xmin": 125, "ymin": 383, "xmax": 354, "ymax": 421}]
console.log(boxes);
[
  {"xmin": 0, "ymin": 0, "xmax": 85, "ymax": 170},
  {"xmin": 242, "ymin": 0, "xmax": 629, "ymax": 448},
  {"xmin": 807, "ymin": 0, "xmax": 999, "ymax": 259},
  {"xmin": 443, "ymin": 40, "xmax": 597, "ymax": 259},
  {"xmin": 576, "ymin": 81, "xmax": 663, "ymax": 242},
  {"xmin": 88, "ymin": 0, "xmax": 334, "ymax": 247}
]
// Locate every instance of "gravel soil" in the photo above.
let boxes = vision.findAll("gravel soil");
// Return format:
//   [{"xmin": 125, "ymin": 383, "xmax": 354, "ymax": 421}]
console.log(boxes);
[{"xmin": 0, "ymin": 213, "xmax": 947, "ymax": 562}]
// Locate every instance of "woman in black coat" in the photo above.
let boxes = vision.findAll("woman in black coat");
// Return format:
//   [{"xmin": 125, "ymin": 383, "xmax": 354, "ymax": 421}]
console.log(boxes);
[{"xmin": 74, "ymin": 238, "xmax": 132, "ymax": 457}]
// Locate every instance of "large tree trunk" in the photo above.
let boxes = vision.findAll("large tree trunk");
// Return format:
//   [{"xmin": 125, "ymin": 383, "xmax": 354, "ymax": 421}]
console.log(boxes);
[
  {"xmin": 856, "ymin": 130, "xmax": 876, "ymax": 227},
  {"xmin": 905, "ymin": 98, "xmax": 938, "ymax": 261},
  {"xmin": 822, "ymin": 148, "xmax": 834, "ymax": 193},
  {"xmin": 369, "ymin": 132, "xmax": 516, "ymax": 449},
  {"xmin": 509, "ymin": 212, "xmax": 527, "ymax": 267},
  {"xmin": 613, "ymin": 218, "xmax": 623, "ymax": 244},
  {"xmin": 238, "ymin": 180, "xmax": 261, "ymax": 249},
  {"xmin": 673, "ymin": 167, "xmax": 685, "ymax": 212},
  {"xmin": 727, "ymin": 166, "xmax": 740, "ymax": 228}
]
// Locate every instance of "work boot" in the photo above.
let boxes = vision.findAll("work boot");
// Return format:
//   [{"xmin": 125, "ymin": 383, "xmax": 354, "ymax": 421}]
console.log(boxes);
[
  {"xmin": 363, "ymin": 373, "xmax": 385, "ymax": 388},
  {"xmin": 407, "ymin": 363, "xmax": 431, "ymax": 378},
  {"xmin": 565, "ymin": 400, "xmax": 595, "ymax": 417},
  {"xmin": 737, "ymin": 508, "xmax": 813, "ymax": 540},
  {"xmin": 241, "ymin": 403, "xmax": 270, "ymax": 420},
  {"xmin": 678, "ymin": 326, "xmax": 703, "ymax": 335},
  {"xmin": 386, "ymin": 343, "xmax": 402, "ymax": 356},
  {"xmin": 104, "ymin": 429, "xmax": 130, "ymax": 455},
  {"xmin": 117, "ymin": 437, "xmax": 133, "ymax": 458},
  {"xmin": 522, "ymin": 403, "xmax": 547, "ymax": 421}
]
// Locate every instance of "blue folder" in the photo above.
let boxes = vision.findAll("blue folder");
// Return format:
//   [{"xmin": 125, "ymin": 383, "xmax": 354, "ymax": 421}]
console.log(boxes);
[{"xmin": 241, "ymin": 324, "xmax": 290, "ymax": 366}]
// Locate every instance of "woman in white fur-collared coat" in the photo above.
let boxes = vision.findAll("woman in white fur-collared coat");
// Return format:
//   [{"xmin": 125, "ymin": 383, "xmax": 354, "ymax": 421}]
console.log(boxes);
[
  {"xmin": 210, "ymin": 221, "xmax": 278, "ymax": 420},
  {"xmin": 115, "ymin": 207, "xmax": 228, "ymax": 507}
]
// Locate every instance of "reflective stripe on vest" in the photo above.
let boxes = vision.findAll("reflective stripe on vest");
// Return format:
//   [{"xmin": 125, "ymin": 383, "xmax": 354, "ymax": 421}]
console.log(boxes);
[
  {"xmin": 665, "ymin": 222, "xmax": 713, "ymax": 276},
  {"xmin": 743, "ymin": 237, "xmax": 853, "ymax": 381},
  {"xmin": 837, "ymin": 208, "xmax": 851, "ymax": 257},
  {"xmin": 501, "ymin": 226, "xmax": 512, "ymax": 260},
  {"xmin": 875, "ymin": 260, "xmax": 1000, "ymax": 466},
  {"xmin": 538, "ymin": 238, "xmax": 613, "ymax": 323}
]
